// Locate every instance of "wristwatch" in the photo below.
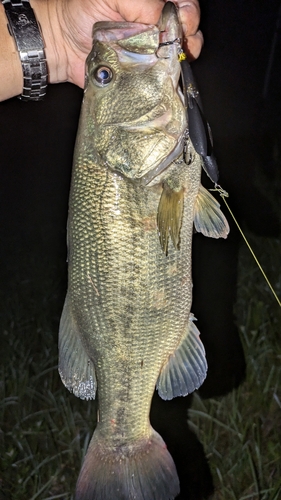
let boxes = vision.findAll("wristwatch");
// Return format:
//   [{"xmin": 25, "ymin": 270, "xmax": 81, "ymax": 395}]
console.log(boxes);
[{"xmin": 2, "ymin": 0, "xmax": 48, "ymax": 100}]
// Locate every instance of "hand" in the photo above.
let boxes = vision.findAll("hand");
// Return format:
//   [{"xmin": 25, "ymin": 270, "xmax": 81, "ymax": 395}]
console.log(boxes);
[
  {"xmin": 176, "ymin": 1, "xmax": 203, "ymax": 61},
  {"xmin": 37, "ymin": 0, "xmax": 202, "ymax": 88}
]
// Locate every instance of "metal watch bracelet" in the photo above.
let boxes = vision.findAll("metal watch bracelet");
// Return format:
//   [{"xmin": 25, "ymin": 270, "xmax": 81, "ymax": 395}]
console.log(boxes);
[{"xmin": 2, "ymin": 0, "xmax": 48, "ymax": 101}]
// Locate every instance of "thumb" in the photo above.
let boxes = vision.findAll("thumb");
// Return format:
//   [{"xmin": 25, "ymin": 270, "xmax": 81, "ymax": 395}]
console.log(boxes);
[{"xmin": 116, "ymin": 0, "xmax": 164, "ymax": 24}]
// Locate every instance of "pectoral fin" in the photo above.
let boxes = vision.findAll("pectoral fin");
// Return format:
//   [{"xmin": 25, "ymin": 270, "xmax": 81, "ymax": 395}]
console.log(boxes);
[
  {"xmin": 59, "ymin": 294, "xmax": 97, "ymax": 400},
  {"xmin": 194, "ymin": 184, "xmax": 229, "ymax": 238},
  {"xmin": 156, "ymin": 315, "xmax": 207, "ymax": 400},
  {"xmin": 157, "ymin": 183, "xmax": 184, "ymax": 255}
]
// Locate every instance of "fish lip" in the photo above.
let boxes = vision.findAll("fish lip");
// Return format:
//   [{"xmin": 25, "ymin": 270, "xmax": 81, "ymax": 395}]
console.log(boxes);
[
  {"xmin": 92, "ymin": 3, "xmax": 182, "ymax": 57},
  {"xmin": 92, "ymin": 22, "xmax": 157, "ymax": 42},
  {"xmin": 158, "ymin": 2, "xmax": 182, "ymax": 48}
]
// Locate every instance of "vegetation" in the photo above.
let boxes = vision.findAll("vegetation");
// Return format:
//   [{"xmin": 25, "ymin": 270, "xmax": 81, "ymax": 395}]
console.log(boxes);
[{"xmin": 189, "ymin": 234, "xmax": 281, "ymax": 500}]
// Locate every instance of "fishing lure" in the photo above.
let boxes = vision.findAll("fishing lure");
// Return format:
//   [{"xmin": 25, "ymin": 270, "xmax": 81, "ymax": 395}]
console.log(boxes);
[
  {"xmin": 157, "ymin": 9, "xmax": 219, "ymax": 185},
  {"xmin": 179, "ymin": 53, "xmax": 219, "ymax": 184}
]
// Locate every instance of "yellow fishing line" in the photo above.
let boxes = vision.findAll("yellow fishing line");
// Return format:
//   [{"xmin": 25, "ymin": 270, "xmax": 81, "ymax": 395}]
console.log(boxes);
[{"xmin": 211, "ymin": 185, "xmax": 281, "ymax": 308}]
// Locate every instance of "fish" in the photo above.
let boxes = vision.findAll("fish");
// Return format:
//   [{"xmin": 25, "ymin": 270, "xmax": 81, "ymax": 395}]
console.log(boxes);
[{"xmin": 58, "ymin": 2, "xmax": 229, "ymax": 499}]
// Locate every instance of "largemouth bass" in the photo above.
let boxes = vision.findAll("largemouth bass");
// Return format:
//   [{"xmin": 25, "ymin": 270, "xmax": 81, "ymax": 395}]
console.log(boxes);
[{"xmin": 58, "ymin": 3, "xmax": 229, "ymax": 499}]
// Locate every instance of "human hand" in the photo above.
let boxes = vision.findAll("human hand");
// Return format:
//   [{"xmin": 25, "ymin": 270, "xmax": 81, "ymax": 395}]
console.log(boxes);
[
  {"xmin": 176, "ymin": 1, "xmax": 203, "ymax": 61},
  {"xmin": 35, "ymin": 0, "xmax": 202, "ymax": 88}
]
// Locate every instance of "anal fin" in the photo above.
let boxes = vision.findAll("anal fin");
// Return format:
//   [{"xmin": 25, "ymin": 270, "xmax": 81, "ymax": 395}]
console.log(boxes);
[
  {"xmin": 156, "ymin": 314, "xmax": 207, "ymax": 400},
  {"xmin": 59, "ymin": 294, "xmax": 97, "ymax": 400},
  {"xmin": 194, "ymin": 184, "xmax": 229, "ymax": 238}
]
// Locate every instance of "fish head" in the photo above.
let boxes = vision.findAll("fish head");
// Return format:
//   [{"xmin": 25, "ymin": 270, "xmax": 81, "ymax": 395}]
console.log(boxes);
[{"xmin": 83, "ymin": 3, "xmax": 187, "ymax": 181}]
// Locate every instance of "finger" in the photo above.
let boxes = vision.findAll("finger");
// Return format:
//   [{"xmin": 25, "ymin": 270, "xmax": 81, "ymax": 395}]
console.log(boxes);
[
  {"xmin": 184, "ymin": 30, "xmax": 204, "ymax": 61},
  {"xmin": 116, "ymin": 0, "xmax": 164, "ymax": 24},
  {"xmin": 174, "ymin": 0, "xmax": 200, "ymax": 36}
]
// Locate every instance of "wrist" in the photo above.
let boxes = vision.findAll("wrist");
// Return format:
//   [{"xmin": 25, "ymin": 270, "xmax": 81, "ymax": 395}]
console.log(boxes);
[
  {"xmin": 0, "ymin": 0, "xmax": 67, "ymax": 101},
  {"xmin": 30, "ymin": 0, "xmax": 68, "ymax": 85},
  {"xmin": 0, "ymin": 2, "xmax": 23, "ymax": 100}
]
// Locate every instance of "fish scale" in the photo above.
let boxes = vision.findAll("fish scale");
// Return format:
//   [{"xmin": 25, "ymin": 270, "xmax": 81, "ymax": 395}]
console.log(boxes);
[
  {"xmin": 70, "ymin": 161, "xmax": 194, "ymax": 425},
  {"xmin": 69, "ymin": 155, "xmax": 198, "ymax": 444},
  {"xmin": 58, "ymin": 3, "xmax": 229, "ymax": 499}
]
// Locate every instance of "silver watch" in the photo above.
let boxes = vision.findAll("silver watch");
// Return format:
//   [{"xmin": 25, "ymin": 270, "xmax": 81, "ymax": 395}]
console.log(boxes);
[{"xmin": 2, "ymin": 0, "xmax": 48, "ymax": 100}]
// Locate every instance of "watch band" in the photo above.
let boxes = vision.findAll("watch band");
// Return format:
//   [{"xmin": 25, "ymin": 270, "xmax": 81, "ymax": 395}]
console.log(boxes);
[{"xmin": 2, "ymin": 0, "xmax": 48, "ymax": 101}]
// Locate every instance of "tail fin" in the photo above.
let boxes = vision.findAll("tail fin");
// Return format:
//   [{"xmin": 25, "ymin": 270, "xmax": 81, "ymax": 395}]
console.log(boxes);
[{"xmin": 75, "ymin": 427, "xmax": 179, "ymax": 500}]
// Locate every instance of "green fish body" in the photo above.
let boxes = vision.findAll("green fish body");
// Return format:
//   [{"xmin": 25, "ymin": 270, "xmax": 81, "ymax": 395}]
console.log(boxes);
[{"xmin": 59, "ymin": 4, "xmax": 229, "ymax": 499}]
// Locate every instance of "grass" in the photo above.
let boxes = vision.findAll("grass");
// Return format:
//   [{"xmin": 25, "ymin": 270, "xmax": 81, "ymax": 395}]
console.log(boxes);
[
  {"xmin": 0, "ymin": 260, "xmax": 96, "ymax": 499},
  {"xmin": 189, "ymin": 234, "xmax": 281, "ymax": 500},
  {"xmin": 1, "ymin": 220, "xmax": 280, "ymax": 499}
]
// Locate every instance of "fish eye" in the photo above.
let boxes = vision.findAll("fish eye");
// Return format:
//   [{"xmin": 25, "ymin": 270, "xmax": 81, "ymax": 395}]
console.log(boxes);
[{"xmin": 93, "ymin": 66, "xmax": 113, "ymax": 86}]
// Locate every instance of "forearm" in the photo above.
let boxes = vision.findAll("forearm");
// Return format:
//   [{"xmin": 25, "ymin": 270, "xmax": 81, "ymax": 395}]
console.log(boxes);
[
  {"xmin": 0, "ymin": 2, "xmax": 22, "ymax": 100},
  {"xmin": 0, "ymin": 0, "xmax": 67, "ymax": 101},
  {"xmin": 0, "ymin": 0, "xmax": 202, "ymax": 102}
]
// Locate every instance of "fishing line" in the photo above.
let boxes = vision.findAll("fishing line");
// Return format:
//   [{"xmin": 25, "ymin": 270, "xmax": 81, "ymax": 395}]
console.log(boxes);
[
  {"xmin": 211, "ymin": 185, "xmax": 281, "ymax": 308},
  {"xmin": 177, "ymin": 50, "xmax": 280, "ymax": 307}
]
